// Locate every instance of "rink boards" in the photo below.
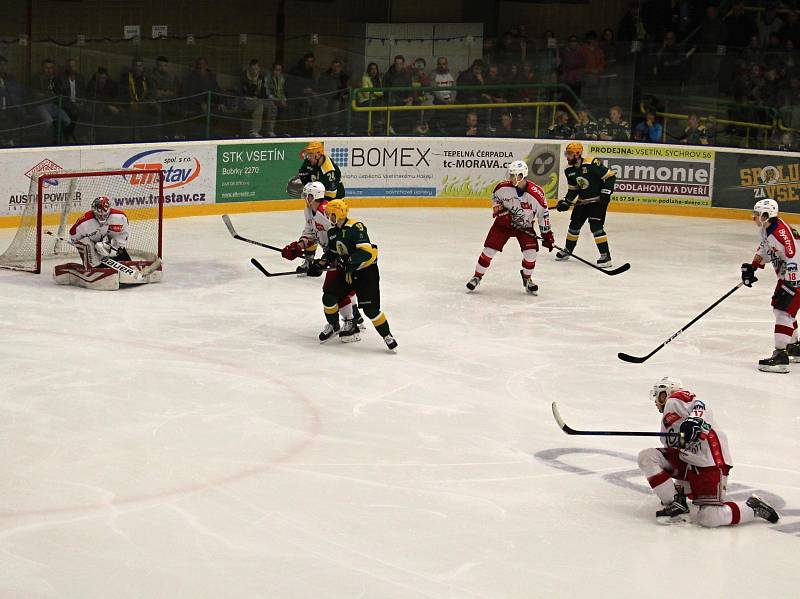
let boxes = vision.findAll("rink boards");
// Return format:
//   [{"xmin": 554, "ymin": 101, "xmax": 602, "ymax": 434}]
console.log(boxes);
[{"xmin": 1, "ymin": 137, "xmax": 799, "ymax": 227}]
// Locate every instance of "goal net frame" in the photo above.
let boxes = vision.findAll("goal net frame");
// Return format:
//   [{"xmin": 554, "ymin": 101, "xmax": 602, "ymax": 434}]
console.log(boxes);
[{"xmin": 0, "ymin": 168, "xmax": 164, "ymax": 274}]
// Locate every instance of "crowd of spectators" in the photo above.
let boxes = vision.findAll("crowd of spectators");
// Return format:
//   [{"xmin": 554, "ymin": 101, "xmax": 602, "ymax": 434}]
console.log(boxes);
[{"xmin": 1, "ymin": 3, "xmax": 800, "ymax": 150}]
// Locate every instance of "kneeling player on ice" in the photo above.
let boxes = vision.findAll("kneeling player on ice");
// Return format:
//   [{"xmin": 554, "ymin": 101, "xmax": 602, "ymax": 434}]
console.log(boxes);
[
  {"xmin": 281, "ymin": 181, "xmax": 364, "ymax": 332},
  {"xmin": 71, "ymin": 196, "xmax": 131, "ymax": 267},
  {"xmin": 638, "ymin": 377, "xmax": 779, "ymax": 526},
  {"xmin": 307, "ymin": 199, "xmax": 397, "ymax": 351},
  {"xmin": 466, "ymin": 160, "xmax": 555, "ymax": 294},
  {"xmin": 740, "ymin": 198, "xmax": 800, "ymax": 373}
]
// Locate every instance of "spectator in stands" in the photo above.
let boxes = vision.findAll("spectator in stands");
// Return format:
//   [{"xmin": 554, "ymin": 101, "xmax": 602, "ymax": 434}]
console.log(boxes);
[
  {"xmin": 286, "ymin": 53, "xmax": 323, "ymax": 135},
  {"xmin": 413, "ymin": 120, "xmax": 432, "ymax": 136},
  {"xmin": 431, "ymin": 56, "xmax": 455, "ymax": 135},
  {"xmin": 464, "ymin": 111, "xmax": 481, "ymax": 136},
  {"xmin": 85, "ymin": 66, "xmax": 121, "ymax": 143},
  {"xmin": 547, "ymin": 110, "xmax": 573, "ymax": 139},
  {"xmin": 55, "ymin": 58, "xmax": 85, "ymax": 143},
  {"xmin": 654, "ymin": 30, "xmax": 685, "ymax": 86},
  {"xmin": 582, "ymin": 31, "xmax": 607, "ymax": 77},
  {"xmin": 484, "ymin": 63, "xmax": 505, "ymax": 103},
  {"xmin": 34, "ymin": 58, "xmax": 71, "ymax": 143},
  {"xmin": 598, "ymin": 105, "xmax": 630, "ymax": 141},
  {"xmin": 572, "ymin": 108, "xmax": 599, "ymax": 140},
  {"xmin": 267, "ymin": 62, "xmax": 287, "ymax": 135},
  {"xmin": 633, "ymin": 110, "xmax": 663, "ymax": 143},
  {"xmin": 410, "ymin": 58, "xmax": 432, "ymax": 106},
  {"xmin": 318, "ymin": 59, "xmax": 349, "ymax": 135},
  {"xmin": 239, "ymin": 58, "xmax": 270, "ymax": 137},
  {"xmin": 677, "ymin": 113, "xmax": 709, "ymax": 145},
  {"xmin": 494, "ymin": 110, "xmax": 522, "ymax": 137},
  {"xmin": 185, "ymin": 57, "xmax": 225, "ymax": 115},
  {"xmin": 757, "ymin": 4, "xmax": 784, "ymax": 48},
  {"xmin": 600, "ymin": 28, "xmax": 623, "ymax": 69},
  {"xmin": 775, "ymin": 131, "xmax": 797, "ymax": 152},
  {"xmin": 356, "ymin": 62, "xmax": 384, "ymax": 134},
  {"xmin": 533, "ymin": 30, "xmax": 560, "ymax": 85},
  {"xmin": 693, "ymin": 5, "xmax": 727, "ymax": 83},
  {"xmin": 780, "ymin": 10, "xmax": 800, "ymax": 48},
  {"xmin": 778, "ymin": 74, "xmax": 800, "ymax": 128},
  {"xmin": 456, "ymin": 59, "xmax": 486, "ymax": 105},
  {"xmin": 149, "ymin": 56, "xmax": 180, "ymax": 139},
  {"xmin": 761, "ymin": 66, "xmax": 781, "ymax": 109},
  {"xmin": 743, "ymin": 34, "xmax": 764, "ymax": 67},
  {"xmin": 496, "ymin": 32, "xmax": 520, "ymax": 73},
  {"xmin": 0, "ymin": 56, "xmax": 22, "ymax": 146},
  {"xmin": 763, "ymin": 33, "xmax": 784, "ymax": 72},
  {"xmin": 384, "ymin": 55, "xmax": 413, "ymax": 134},
  {"xmin": 725, "ymin": 1, "xmax": 756, "ymax": 50},
  {"xmin": 559, "ymin": 35, "xmax": 585, "ymax": 98},
  {"xmin": 120, "ymin": 57, "xmax": 160, "ymax": 141}
]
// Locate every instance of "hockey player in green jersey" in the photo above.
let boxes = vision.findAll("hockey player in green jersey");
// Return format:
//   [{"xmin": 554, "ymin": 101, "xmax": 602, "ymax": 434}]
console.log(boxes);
[
  {"xmin": 307, "ymin": 199, "xmax": 398, "ymax": 351},
  {"xmin": 555, "ymin": 141, "xmax": 616, "ymax": 269}
]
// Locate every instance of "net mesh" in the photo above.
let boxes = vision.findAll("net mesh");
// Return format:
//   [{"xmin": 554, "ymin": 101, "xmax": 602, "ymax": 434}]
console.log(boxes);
[{"xmin": 0, "ymin": 169, "xmax": 163, "ymax": 273}]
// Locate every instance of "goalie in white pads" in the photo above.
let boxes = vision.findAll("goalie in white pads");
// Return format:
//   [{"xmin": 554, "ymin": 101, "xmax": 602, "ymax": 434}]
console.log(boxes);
[
  {"xmin": 638, "ymin": 377, "xmax": 779, "ymax": 527},
  {"xmin": 54, "ymin": 196, "xmax": 161, "ymax": 290},
  {"xmin": 740, "ymin": 198, "xmax": 800, "ymax": 372}
]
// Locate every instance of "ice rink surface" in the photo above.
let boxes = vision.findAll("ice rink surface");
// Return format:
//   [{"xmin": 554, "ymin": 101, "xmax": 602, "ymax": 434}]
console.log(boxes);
[{"xmin": 1, "ymin": 208, "xmax": 799, "ymax": 598}]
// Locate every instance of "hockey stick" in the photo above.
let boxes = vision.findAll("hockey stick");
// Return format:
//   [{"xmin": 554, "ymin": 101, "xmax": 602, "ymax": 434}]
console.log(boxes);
[
  {"xmin": 44, "ymin": 231, "xmax": 162, "ymax": 279},
  {"xmin": 250, "ymin": 257, "xmax": 334, "ymax": 278},
  {"xmin": 222, "ymin": 214, "xmax": 285, "ymax": 253},
  {"xmin": 511, "ymin": 223, "xmax": 630, "ymax": 276},
  {"xmin": 617, "ymin": 282, "xmax": 744, "ymax": 364},
  {"xmin": 552, "ymin": 402, "xmax": 681, "ymax": 441}
]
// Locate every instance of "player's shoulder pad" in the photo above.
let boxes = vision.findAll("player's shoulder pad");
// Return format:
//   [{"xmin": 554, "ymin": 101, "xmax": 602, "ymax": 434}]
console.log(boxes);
[
  {"xmin": 320, "ymin": 154, "xmax": 335, "ymax": 173},
  {"xmin": 772, "ymin": 220, "xmax": 797, "ymax": 258},
  {"xmin": 525, "ymin": 181, "xmax": 547, "ymax": 205},
  {"xmin": 493, "ymin": 180, "xmax": 515, "ymax": 193},
  {"xmin": 109, "ymin": 208, "xmax": 127, "ymax": 217},
  {"xmin": 69, "ymin": 210, "xmax": 95, "ymax": 235},
  {"xmin": 668, "ymin": 390, "xmax": 696, "ymax": 403},
  {"xmin": 590, "ymin": 157, "xmax": 605, "ymax": 167}
]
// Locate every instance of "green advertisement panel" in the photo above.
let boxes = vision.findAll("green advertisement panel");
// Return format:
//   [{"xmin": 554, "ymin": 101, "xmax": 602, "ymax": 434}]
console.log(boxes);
[
  {"xmin": 216, "ymin": 142, "xmax": 305, "ymax": 202},
  {"xmin": 713, "ymin": 151, "xmax": 800, "ymax": 213}
]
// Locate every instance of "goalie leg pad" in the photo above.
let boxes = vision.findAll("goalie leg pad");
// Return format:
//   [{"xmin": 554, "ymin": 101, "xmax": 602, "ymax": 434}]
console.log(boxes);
[{"xmin": 53, "ymin": 263, "xmax": 120, "ymax": 290}]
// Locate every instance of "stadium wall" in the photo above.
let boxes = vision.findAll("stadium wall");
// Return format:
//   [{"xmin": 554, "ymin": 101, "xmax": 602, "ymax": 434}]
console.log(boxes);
[{"xmin": 1, "ymin": 137, "xmax": 798, "ymax": 228}]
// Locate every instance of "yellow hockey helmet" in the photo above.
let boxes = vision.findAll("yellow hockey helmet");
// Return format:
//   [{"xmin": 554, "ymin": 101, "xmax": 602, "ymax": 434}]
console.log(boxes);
[
  {"xmin": 565, "ymin": 141, "xmax": 584, "ymax": 156},
  {"xmin": 326, "ymin": 199, "xmax": 349, "ymax": 225}
]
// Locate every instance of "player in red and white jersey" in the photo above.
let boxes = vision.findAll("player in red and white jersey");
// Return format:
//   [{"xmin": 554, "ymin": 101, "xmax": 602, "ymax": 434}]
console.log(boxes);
[
  {"xmin": 465, "ymin": 160, "xmax": 555, "ymax": 295},
  {"xmin": 740, "ymin": 198, "xmax": 800, "ymax": 372},
  {"xmin": 280, "ymin": 181, "xmax": 363, "ymax": 340},
  {"xmin": 69, "ymin": 196, "xmax": 131, "ymax": 268},
  {"xmin": 638, "ymin": 377, "xmax": 779, "ymax": 527}
]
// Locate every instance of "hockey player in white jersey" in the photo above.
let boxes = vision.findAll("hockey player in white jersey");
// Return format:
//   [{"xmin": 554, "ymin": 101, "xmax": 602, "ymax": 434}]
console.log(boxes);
[
  {"xmin": 70, "ymin": 196, "xmax": 131, "ymax": 268},
  {"xmin": 466, "ymin": 160, "xmax": 555, "ymax": 295},
  {"xmin": 638, "ymin": 377, "xmax": 779, "ymax": 527},
  {"xmin": 740, "ymin": 198, "xmax": 800, "ymax": 372},
  {"xmin": 280, "ymin": 181, "xmax": 363, "ymax": 340}
]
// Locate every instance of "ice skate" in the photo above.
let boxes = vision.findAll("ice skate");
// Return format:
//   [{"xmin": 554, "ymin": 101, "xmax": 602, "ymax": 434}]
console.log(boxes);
[
  {"xmin": 353, "ymin": 306, "xmax": 366, "ymax": 330},
  {"xmin": 318, "ymin": 322, "xmax": 340, "ymax": 343},
  {"xmin": 746, "ymin": 495, "xmax": 780, "ymax": 523},
  {"xmin": 520, "ymin": 270, "xmax": 538, "ymax": 296},
  {"xmin": 466, "ymin": 276, "xmax": 481, "ymax": 291},
  {"xmin": 554, "ymin": 249, "xmax": 571, "ymax": 261},
  {"xmin": 656, "ymin": 491, "xmax": 690, "ymax": 524},
  {"xmin": 338, "ymin": 318, "xmax": 361, "ymax": 343},
  {"xmin": 597, "ymin": 253, "xmax": 613, "ymax": 269},
  {"xmin": 786, "ymin": 341, "xmax": 800, "ymax": 363},
  {"xmin": 757, "ymin": 348, "xmax": 789, "ymax": 373},
  {"xmin": 384, "ymin": 334, "xmax": 398, "ymax": 351}
]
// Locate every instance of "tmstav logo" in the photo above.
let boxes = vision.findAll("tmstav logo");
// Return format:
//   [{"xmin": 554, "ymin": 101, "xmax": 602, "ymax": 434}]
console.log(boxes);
[{"xmin": 122, "ymin": 149, "xmax": 201, "ymax": 189}]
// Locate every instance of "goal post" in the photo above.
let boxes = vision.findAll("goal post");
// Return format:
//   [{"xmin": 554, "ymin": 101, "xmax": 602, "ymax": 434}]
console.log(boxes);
[{"xmin": 0, "ymin": 168, "xmax": 164, "ymax": 274}]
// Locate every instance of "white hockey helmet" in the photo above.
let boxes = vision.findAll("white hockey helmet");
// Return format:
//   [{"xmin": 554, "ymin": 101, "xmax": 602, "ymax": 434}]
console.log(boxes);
[
  {"xmin": 753, "ymin": 198, "xmax": 778, "ymax": 227},
  {"xmin": 508, "ymin": 160, "xmax": 528, "ymax": 182},
  {"xmin": 302, "ymin": 181, "xmax": 326, "ymax": 203},
  {"xmin": 650, "ymin": 376, "xmax": 683, "ymax": 412}
]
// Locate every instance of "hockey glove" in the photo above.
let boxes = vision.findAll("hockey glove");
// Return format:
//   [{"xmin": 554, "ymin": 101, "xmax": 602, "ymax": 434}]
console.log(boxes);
[
  {"xmin": 678, "ymin": 417, "xmax": 705, "ymax": 449},
  {"xmin": 741, "ymin": 263, "xmax": 758, "ymax": 287},
  {"xmin": 772, "ymin": 283, "xmax": 796, "ymax": 311},
  {"xmin": 542, "ymin": 230, "xmax": 555, "ymax": 252},
  {"xmin": 281, "ymin": 241, "xmax": 304, "ymax": 260},
  {"xmin": 335, "ymin": 254, "xmax": 353, "ymax": 273},
  {"xmin": 556, "ymin": 199, "xmax": 572, "ymax": 212},
  {"xmin": 306, "ymin": 259, "xmax": 325, "ymax": 278}
]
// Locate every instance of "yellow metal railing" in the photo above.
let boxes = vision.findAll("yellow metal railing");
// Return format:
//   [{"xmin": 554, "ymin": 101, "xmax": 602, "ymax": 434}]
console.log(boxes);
[{"xmin": 351, "ymin": 99, "xmax": 579, "ymax": 138}]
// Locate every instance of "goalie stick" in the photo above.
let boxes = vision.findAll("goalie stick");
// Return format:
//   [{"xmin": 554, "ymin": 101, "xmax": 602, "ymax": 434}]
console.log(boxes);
[
  {"xmin": 44, "ymin": 231, "xmax": 162, "ymax": 279},
  {"xmin": 551, "ymin": 402, "xmax": 681, "ymax": 442},
  {"xmin": 510, "ymin": 223, "xmax": 630, "ymax": 276},
  {"xmin": 617, "ymin": 282, "xmax": 744, "ymax": 363},
  {"xmin": 222, "ymin": 214, "xmax": 285, "ymax": 253}
]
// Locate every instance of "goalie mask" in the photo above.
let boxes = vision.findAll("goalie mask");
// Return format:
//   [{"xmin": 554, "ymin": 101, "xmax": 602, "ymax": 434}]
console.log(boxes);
[
  {"xmin": 752, "ymin": 198, "xmax": 778, "ymax": 228},
  {"xmin": 507, "ymin": 160, "xmax": 528, "ymax": 185},
  {"xmin": 651, "ymin": 376, "xmax": 683, "ymax": 413},
  {"xmin": 92, "ymin": 196, "xmax": 111, "ymax": 223}
]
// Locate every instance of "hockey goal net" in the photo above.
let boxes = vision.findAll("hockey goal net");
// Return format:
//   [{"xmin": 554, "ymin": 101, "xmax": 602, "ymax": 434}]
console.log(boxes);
[{"xmin": 0, "ymin": 168, "xmax": 164, "ymax": 274}]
